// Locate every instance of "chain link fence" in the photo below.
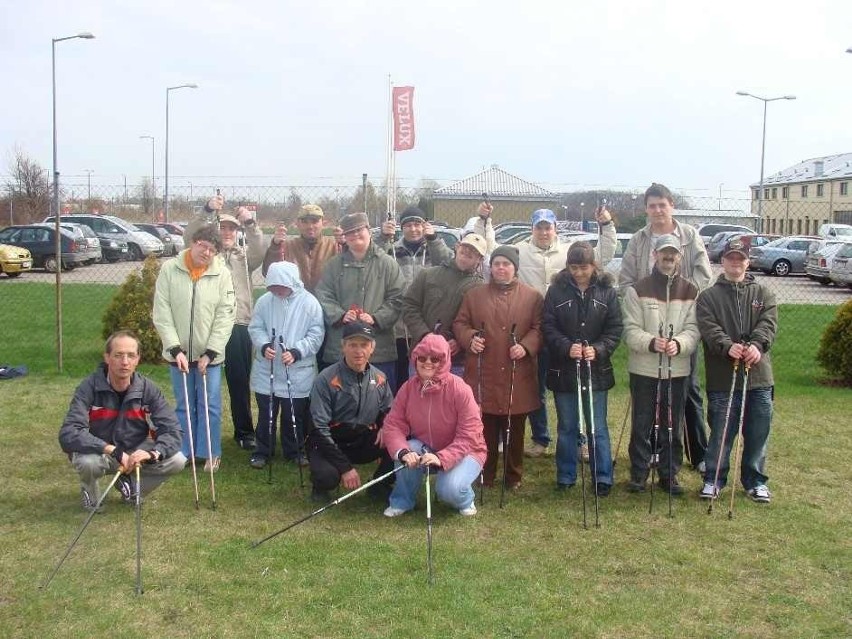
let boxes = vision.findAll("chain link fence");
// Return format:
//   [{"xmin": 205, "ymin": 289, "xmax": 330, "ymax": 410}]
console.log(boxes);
[{"xmin": 1, "ymin": 181, "xmax": 849, "ymax": 375}]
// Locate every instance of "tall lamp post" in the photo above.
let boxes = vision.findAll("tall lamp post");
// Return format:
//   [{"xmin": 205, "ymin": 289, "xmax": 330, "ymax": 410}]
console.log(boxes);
[
  {"xmin": 140, "ymin": 135, "xmax": 155, "ymax": 219},
  {"xmin": 735, "ymin": 91, "xmax": 796, "ymax": 233},
  {"xmin": 164, "ymin": 83, "xmax": 198, "ymax": 222},
  {"xmin": 84, "ymin": 169, "xmax": 93, "ymax": 209},
  {"xmin": 52, "ymin": 31, "xmax": 94, "ymax": 373}
]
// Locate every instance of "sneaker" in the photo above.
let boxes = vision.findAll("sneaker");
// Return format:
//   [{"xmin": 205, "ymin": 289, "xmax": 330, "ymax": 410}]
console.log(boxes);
[
  {"xmin": 524, "ymin": 443, "xmax": 548, "ymax": 458},
  {"xmin": 383, "ymin": 506, "xmax": 408, "ymax": 518},
  {"xmin": 580, "ymin": 443, "xmax": 590, "ymax": 462},
  {"xmin": 556, "ymin": 482, "xmax": 575, "ymax": 491},
  {"xmin": 80, "ymin": 487, "xmax": 103, "ymax": 513},
  {"xmin": 699, "ymin": 482, "xmax": 719, "ymax": 500},
  {"xmin": 310, "ymin": 488, "xmax": 330, "ymax": 503},
  {"xmin": 595, "ymin": 483, "xmax": 612, "ymax": 497},
  {"xmin": 659, "ymin": 477, "xmax": 685, "ymax": 496},
  {"xmin": 115, "ymin": 474, "xmax": 134, "ymax": 503},
  {"xmin": 203, "ymin": 457, "xmax": 221, "ymax": 472},
  {"xmin": 459, "ymin": 503, "xmax": 477, "ymax": 516},
  {"xmin": 508, "ymin": 481, "xmax": 522, "ymax": 492},
  {"xmin": 296, "ymin": 456, "xmax": 309, "ymax": 468},
  {"xmin": 748, "ymin": 485, "xmax": 771, "ymax": 503},
  {"xmin": 238, "ymin": 436, "xmax": 256, "ymax": 451},
  {"xmin": 626, "ymin": 480, "xmax": 646, "ymax": 493},
  {"xmin": 695, "ymin": 461, "xmax": 707, "ymax": 474},
  {"xmin": 249, "ymin": 455, "xmax": 267, "ymax": 469}
]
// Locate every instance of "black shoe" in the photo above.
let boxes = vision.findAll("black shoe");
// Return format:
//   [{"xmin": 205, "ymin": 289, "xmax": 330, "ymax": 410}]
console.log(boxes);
[
  {"xmin": 238, "ymin": 436, "xmax": 256, "ymax": 451},
  {"xmin": 659, "ymin": 477, "xmax": 685, "ymax": 496},
  {"xmin": 556, "ymin": 482, "xmax": 575, "ymax": 492},
  {"xmin": 249, "ymin": 454, "xmax": 267, "ymax": 469},
  {"xmin": 310, "ymin": 488, "xmax": 330, "ymax": 503},
  {"xmin": 367, "ymin": 482, "xmax": 392, "ymax": 503},
  {"xmin": 80, "ymin": 488, "xmax": 104, "ymax": 513},
  {"xmin": 115, "ymin": 474, "xmax": 134, "ymax": 503},
  {"xmin": 595, "ymin": 482, "xmax": 612, "ymax": 497},
  {"xmin": 626, "ymin": 480, "xmax": 646, "ymax": 493}
]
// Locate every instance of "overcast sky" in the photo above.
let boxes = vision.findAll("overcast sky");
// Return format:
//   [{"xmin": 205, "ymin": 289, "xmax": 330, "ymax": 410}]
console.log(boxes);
[{"xmin": 1, "ymin": 0, "xmax": 851, "ymax": 199}]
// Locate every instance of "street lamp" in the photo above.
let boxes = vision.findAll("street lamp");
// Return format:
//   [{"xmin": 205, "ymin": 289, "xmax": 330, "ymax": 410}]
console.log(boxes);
[
  {"xmin": 52, "ymin": 31, "xmax": 94, "ymax": 373},
  {"xmin": 165, "ymin": 83, "xmax": 198, "ymax": 222},
  {"xmin": 84, "ymin": 169, "xmax": 93, "ymax": 207},
  {"xmin": 140, "ymin": 135, "xmax": 155, "ymax": 219},
  {"xmin": 736, "ymin": 91, "xmax": 796, "ymax": 232}
]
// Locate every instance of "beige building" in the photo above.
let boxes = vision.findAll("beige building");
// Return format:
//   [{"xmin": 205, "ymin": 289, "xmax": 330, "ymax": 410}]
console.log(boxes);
[
  {"xmin": 751, "ymin": 153, "xmax": 852, "ymax": 236},
  {"xmin": 432, "ymin": 164, "xmax": 559, "ymax": 227}
]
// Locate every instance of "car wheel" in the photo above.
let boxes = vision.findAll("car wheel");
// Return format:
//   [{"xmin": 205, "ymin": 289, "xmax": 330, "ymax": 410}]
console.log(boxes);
[
  {"xmin": 64, "ymin": 263, "xmax": 75, "ymax": 271},
  {"xmin": 129, "ymin": 244, "xmax": 144, "ymax": 261},
  {"xmin": 772, "ymin": 260, "xmax": 791, "ymax": 277},
  {"xmin": 6, "ymin": 272, "xmax": 21, "ymax": 278},
  {"xmin": 819, "ymin": 278, "xmax": 830, "ymax": 286},
  {"xmin": 44, "ymin": 255, "xmax": 59, "ymax": 273}
]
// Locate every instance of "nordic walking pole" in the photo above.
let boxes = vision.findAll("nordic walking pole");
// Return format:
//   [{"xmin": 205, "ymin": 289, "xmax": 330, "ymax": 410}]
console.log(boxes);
[
  {"xmin": 134, "ymin": 465, "xmax": 143, "ymax": 595},
  {"xmin": 575, "ymin": 348, "xmax": 588, "ymax": 529},
  {"xmin": 422, "ymin": 447, "xmax": 435, "ymax": 586},
  {"xmin": 251, "ymin": 465, "xmax": 406, "ymax": 548},
  {"xmin": 612, "ymin": 393, "xmax": 631, "ymax": 467},
  {"xmin": 500, "ymin": 323, "xmax": 518, "ymax": 509},
  {"xmin": 583, "ymin": 341, "xmax": 599, "ymax": 528},
  {"xmin": 201, "ymin": 371, "xmax": 217, "ymax": 510},
  {"xmin": 267, "ymin": 329, "xmax": 276, "ymax": 485},
  {"xmin": 666, "ymin": 324, "xmax": 675, "ymax": 519},
  {"xmin": 649, "ymin": 322, "xmax": 664, "ymax": 515},
  {"xmin": 281, "ymin": 335, "xmax": 304, "ymax": 488},
  {"xmin": 708, "ymin": 358, "xmax": 740, "ymax": 515},
  {"xmin": 41, "ymin": 471, "xmax": 124, "ymax": 590},
  {"xmin": 476, "ymin": 322, "xmax": 485, "ymax": 507},
  {"xmin": 728, "ymin": 362, "xmax": 751, "ymax": 520},
  {"xmin": 181, "ymin": 370, "xmax": 200, "ymax": 509}
]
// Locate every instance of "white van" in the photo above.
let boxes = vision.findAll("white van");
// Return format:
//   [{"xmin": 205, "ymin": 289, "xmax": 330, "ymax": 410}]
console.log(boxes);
[{"xmin": 817, "ymin": 223, "xmax": 852, "ymax": 240}]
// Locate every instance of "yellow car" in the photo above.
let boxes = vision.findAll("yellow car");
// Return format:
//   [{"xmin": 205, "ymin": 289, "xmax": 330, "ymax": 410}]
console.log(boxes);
[{"xmin": 0, "ymin": 243, "xmax": 33, "ymax": 278}]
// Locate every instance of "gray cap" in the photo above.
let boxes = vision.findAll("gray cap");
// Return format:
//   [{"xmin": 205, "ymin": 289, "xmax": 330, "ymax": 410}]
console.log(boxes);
[{"xmin": 654, "ymin": 234, "xmax": 682, "ymax": 253}]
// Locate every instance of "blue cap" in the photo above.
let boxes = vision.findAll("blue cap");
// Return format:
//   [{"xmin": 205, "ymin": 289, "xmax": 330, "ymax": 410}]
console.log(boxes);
[{"xmin": 531, "ymin": 209, "xmax": 557, "ymax": 227}]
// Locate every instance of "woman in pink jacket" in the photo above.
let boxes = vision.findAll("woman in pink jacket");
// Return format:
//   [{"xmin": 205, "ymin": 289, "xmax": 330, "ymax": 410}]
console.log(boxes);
[{"xmin": 382, "ymin": 334, "xmax": 487, "ymax": 517}]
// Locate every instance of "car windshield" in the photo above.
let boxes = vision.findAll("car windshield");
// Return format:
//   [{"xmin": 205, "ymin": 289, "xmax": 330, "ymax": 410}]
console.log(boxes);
[
  {"xmin": 764, "ymin": 238, "xmax": 786, "ymax": 248},
  {"xmin": 833, "ymin": 227, "xmax": 852, "ymax": 237}
]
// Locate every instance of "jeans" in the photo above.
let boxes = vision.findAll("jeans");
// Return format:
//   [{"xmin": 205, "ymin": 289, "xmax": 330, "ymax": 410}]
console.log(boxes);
[
  {"xmin": 71, "ymin": 450, "xmax": 186, "ymax": 501},
  {"xmin": 170, "ymin": 364, "xmax": 223, "ymax": 459},
  {"xmin": 553, "ymin": 390, "xmax": 613, "ymax": 486},
  {"xmin": 527, "ymin": 350, "xmax": 551, "ymax": 447},
  {"xmin": 703, "ymin": 387, "xmax": 772, "ymax": 490},
  {"xmin": 627, "ymin": 373, "xmax": 685, "ymax": 483},
  {"xmin": 388, "ymin": 438, "xmax": 481, "ymax": 511}
]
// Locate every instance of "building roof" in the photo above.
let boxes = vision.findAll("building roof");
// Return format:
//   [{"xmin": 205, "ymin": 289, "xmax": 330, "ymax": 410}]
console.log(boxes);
[
  {"xmin": 755, "ymin": 152, "xmax": 852, "ymax": 188},
  {"xmin": 434, "ymin": 164, "xmax": 557, "ymax": 200}
]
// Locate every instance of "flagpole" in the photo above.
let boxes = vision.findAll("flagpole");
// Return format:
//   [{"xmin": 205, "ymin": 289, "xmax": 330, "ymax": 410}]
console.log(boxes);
[{"xmin": 385, "ymin": 74, "xmax": 393, "ymax": 222}]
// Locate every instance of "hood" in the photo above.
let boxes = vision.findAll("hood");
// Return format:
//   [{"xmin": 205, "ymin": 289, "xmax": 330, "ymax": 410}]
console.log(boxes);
[
  {"xmin": 410, "ymin": 334, "xmax": 452, "ymax": 391},
  {"xmin": 265, "ymin": 260, "xmax": 305, "ymax": 293},
  {"xmin": 552, "ymin": 269, "xmax": 614, "ymax": 289}
]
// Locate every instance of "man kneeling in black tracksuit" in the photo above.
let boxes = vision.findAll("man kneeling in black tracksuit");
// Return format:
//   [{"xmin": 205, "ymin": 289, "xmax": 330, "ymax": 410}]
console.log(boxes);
[{"xmin": 306, "ymin": 322, "xmax": 395, "ymax": 503}]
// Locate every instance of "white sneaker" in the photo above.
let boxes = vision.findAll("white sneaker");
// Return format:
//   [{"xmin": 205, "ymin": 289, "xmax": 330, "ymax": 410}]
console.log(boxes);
[
  {"xmin": 748, "ymin": 485, "xmax": 771, "ymax": 503},
  {"xmin": 459, "ymin": 503, "xmax": 477, "ymax": 516},
  {"xmin": 383, "ymin": 506, "xmax": 407, "ymax": 518},
  {"xmin": 699, "ymin": 482, "xmax": 719, "ymax": 500}
]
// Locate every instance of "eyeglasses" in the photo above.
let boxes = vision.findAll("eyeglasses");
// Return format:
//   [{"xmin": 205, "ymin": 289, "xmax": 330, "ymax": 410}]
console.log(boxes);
[
  {"xmin": 416, "ymin": 355, "xmax": 442, "ymax": 364},
  {"xmin": 195, "ymin": 242, "xmax": 218, "ymax": 255}
]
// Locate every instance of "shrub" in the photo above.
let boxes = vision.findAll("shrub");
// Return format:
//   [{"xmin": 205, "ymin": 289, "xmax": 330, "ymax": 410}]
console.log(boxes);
[
  {"xmin": 816, "ymin": 299, "xmax": 852, "ymax": 385},
  {"xmin": 101, "ymin": 256, "xmax": 162, "ymax": 364}
]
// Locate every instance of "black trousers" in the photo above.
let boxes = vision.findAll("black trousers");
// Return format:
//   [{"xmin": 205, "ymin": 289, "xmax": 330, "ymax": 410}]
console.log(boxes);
[
  {"xmin": 394, "ymin": 337, "xmax": 411, "ymax": 394},
  {"xmin": 253, "ymin": 393, "xmax": 309, "ymax": 461},
  {"xmin": 683, "ymin": 350, "xmax": 709, "ymax": 466},
  {"xmin": 307, "ymin": 431, "xmax": 394, "ymax": 492},
  {"xmin": 224, "ymin": 324, "xmax": 254, "ymax": 441},
  {"xmin": 628, "ymin": 373, "xmax": 685, "ymax": 483}
]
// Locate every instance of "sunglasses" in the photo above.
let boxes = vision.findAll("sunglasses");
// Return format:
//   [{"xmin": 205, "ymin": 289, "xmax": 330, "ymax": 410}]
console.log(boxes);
[{"xmin": 416, "ymin": 355, "xmax": 442, "ymax": 364}]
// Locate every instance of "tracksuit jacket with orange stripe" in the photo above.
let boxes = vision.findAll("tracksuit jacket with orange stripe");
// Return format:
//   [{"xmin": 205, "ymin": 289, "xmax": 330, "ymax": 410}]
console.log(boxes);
[{"xmin": 59, "ymin": 364, "xmax": 183, "ymax": 459}]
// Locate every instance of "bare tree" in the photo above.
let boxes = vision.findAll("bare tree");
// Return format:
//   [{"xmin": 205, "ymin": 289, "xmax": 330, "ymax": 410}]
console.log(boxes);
[{"xmin": 4, "ymin": 148, "xmax": 52, "ymax": 224}]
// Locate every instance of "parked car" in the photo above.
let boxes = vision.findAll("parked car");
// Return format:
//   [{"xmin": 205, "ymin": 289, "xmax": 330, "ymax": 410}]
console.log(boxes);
[
  {"xmin": 706, "ymin": 231, "xmax": 743, "ymax": 263},
  {"xmin": 605, "ymin": 232, "xmax": 639, "ymax": 280},
  {"xmin": 435, "ymin": 227, "xmax": 462, "ymax": 249},
  {"xmin": 696, "ymin": 223, "xmax": 754, "ymax": 247},
  {"xmin": 135, "ymin": 223, "xmax": 183, "ymax": 256},
  {"xmin": 748, "ymin": 236, "xmax": 818, "ymax": 276},
  {"xmin": 735, "ymin": 233, "xmax": 780, "ymax": 253},
  {"xmin": 817, "ymin": 223, "xmax": 852, "ymax": 240},
  {"xmin": 43, "ymin": 214, "xmax": 164, "ymax": 260},
  {"xmin": 44, "ymin": 223, "xmax": 102, "ymax": 265},
  {"xmin": 157, "ymin": 222, "xmax": 185, "ymax": 236},
  {"xmin": 495, "ymin": 223, "xmax": 529, "ymax": 244},
  {"xmin": 0, "ymin": 243, "xmax": 32, "ymax": 278},
  {"xmin": 828, "ymin": 243, "xmax": 852, "ymax": 288},
  {"xmin": 0, "ymin": 224, "xmax": 88, "ymax": 272},
  {"xmin": 805, "ymin": 240, "xmax": 852, "ymax": 285}
]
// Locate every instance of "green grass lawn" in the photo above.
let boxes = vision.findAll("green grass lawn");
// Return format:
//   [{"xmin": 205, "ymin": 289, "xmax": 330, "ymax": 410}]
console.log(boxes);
[{"xmin": 0, "ymin": 287, "xmax": 849, "ymax": 637}]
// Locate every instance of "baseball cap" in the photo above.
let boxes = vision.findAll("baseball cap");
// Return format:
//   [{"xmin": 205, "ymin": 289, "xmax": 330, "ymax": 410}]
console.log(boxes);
[
  {"xmin": 299, "ymin": 204, "xmax": 324, "ymax": 220},
  {"xmin": 722, "ymin": 237, "xmax": 749, "ymax": 259},
  {"xmin": 457, "ymin": 233, "xmax": 487, "ymax": 257},
  {"xmin": 342, "ymin": 321, "xmax": 375, "ymax": 341},
  {"xmin": 654, "ymin": 234, "xmax": 682, "ymax": 253},
  {"xmin": 531, "ymin": 209, "xmax": 557, "ymax": 227},
  {"xmin": 217, "ymin": 213, "xmax": 240, "ymax": 228}
]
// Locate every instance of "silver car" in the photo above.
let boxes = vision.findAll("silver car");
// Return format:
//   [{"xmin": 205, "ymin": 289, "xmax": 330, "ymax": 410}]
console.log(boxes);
[
  {"xmin": 805, "ymin": 240, "xmax": 852, "ymax": 285},
  {"xmin": 748, "ymin": 236, "xmax": 815, "ymax": 277},
  {"xmin": 828, "ymin": 243, "xmax": 852, "ymax": 288}
]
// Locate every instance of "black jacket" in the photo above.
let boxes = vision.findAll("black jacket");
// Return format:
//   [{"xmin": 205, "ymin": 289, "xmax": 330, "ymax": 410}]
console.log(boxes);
[{"xmin": 542, "ymin": 270, "xmax": 623, "ymax": 392}]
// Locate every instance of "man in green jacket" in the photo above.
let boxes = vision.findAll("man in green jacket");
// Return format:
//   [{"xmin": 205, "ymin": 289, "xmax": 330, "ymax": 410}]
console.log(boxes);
[{"xmin": 314, "ymin": 212, "xmax": 406, "ymax": 390}]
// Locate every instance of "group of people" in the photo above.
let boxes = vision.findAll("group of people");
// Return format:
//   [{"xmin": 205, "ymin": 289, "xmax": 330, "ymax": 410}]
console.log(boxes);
[{"xmin": 58, "ymin": 182, "xmax": 778, "ymax": 517}]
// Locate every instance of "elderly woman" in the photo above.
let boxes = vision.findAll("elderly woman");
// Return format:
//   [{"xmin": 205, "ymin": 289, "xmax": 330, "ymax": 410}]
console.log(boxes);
[{"xmin": 381, "ymin": 334, "xmax": 487, "ymax": 517}]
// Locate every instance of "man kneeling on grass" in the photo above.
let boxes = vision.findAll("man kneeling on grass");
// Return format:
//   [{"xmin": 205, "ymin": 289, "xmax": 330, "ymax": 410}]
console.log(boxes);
[
  {"xmin": 305, "ymin": 322, "xmax": 395, "ymax": 504},
  {"xmin": 59, "ymin": 331, "xmax": 186, "ymax": 512}
]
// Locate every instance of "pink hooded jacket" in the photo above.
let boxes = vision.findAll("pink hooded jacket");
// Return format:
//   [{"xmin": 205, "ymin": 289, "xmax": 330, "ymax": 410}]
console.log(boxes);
[{"xmin": 382, "ymin": 334, "xmax": 487, "ymax": 470}]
